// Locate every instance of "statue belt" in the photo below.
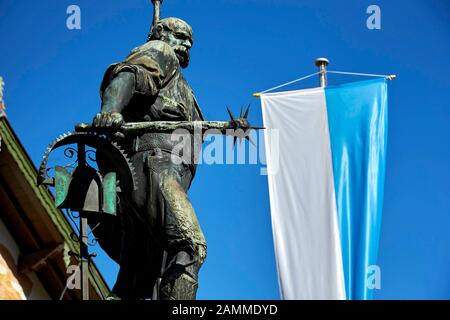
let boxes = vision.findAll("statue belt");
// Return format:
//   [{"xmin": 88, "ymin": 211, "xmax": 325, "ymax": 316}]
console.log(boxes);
[{"xmin": 130, "ymin": 133, "xmax": 198, "ymax": 175}]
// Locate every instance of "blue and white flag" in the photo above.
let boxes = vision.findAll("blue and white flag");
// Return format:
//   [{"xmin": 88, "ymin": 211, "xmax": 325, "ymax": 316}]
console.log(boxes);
[{"xmin": 261, "ymin": 78, "xmax": 388, "ymax": 300}]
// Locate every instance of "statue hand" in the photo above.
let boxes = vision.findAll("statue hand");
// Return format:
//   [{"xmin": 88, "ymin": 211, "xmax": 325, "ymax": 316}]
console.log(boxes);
[{"xmin": 92, "ymin": 112, "xmax": 124, "ymax": 131}]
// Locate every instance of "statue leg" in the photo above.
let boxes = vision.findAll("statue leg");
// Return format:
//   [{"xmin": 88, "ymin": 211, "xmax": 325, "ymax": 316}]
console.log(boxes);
[
  {"xmin": 146, "ymin": 153, "xmax": 206, "ymax": 300},
  {"xmin": 159, "ymin": 183, "xmax": 207, "ymax": 300},
  {"xmin": 109, "ymin": 210, "xmax": 139, "ymax": 300},
  {"xmin": 160, "ymin": 251, "xmax": 202, "ymax": 300},
  {"xmin": 109, "ymin": 150, "xmax": 162, "ymax": 300}
]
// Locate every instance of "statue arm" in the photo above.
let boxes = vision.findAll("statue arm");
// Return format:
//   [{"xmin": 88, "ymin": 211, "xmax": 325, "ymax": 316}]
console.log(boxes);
[
  {"xmin": 93, "ymin": 41, "xmax": 178, "ymax": 129},
  {"xmin": 92, "ymin": 71, "xmax": 135, "ymax": 129},
  {"xmin": 100, "ymin": 72, "xmax": 135, "ymax": 114}
]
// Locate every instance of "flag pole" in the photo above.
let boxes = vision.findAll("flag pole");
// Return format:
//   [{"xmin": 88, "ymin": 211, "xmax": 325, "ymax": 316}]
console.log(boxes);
[{"xmin": 315, "ymin": 57, "xmax": 329, "ymax": 88}]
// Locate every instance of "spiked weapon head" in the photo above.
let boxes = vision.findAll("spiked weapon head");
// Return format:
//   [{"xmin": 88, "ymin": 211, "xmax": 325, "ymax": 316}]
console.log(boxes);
[{"xmin": 226, "ymin": 105, "xmax": 263, "ymax": 148}]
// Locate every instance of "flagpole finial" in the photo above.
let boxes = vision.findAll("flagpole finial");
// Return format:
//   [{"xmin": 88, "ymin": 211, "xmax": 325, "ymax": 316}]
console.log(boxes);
[{"xmin": 315, "ymin": 57, "xmax": 329, "ymax": 88}]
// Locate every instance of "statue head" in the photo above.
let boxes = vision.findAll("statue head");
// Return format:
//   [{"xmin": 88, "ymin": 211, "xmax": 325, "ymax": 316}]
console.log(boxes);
[{"xmin": 148, "ymin": 17, "xmax": 193, "ymax": 69}]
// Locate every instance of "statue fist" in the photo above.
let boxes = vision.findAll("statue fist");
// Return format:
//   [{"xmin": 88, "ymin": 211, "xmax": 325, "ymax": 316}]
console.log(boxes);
[{"xmin": 92, "ymin": 112, "xmax": 124, "ymax": 131}]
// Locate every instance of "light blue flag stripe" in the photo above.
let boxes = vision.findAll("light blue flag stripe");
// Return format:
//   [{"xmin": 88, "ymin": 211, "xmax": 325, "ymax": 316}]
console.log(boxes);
[{"xmin": 325, "ymin": 78, "xmax": 388, "ymax": 300}]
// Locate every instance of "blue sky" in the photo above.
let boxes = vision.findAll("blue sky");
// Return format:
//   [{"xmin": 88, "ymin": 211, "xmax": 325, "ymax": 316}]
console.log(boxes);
[{"xmin": 0, "ymin": 0, "xmax": 449, "ymax": 299}]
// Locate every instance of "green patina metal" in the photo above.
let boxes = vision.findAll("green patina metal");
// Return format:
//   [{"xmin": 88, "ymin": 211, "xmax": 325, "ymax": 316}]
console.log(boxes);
[
  {"xmin": 38, "ymin": 132, "xmax": 136, "ymax": 300},
  {"xmin": 54, "ymin": 166, "xmax": 71, "ymax": 208},
  {"xmin": 102, "ymin": 172, "xmax": 117, "ymax": 215}
]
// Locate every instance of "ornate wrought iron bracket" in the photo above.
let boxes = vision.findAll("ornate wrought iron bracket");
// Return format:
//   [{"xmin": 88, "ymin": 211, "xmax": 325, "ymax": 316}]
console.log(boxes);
[{"xmin": 38, "ymin": 132, "xmax": 137, "ymax": 300}]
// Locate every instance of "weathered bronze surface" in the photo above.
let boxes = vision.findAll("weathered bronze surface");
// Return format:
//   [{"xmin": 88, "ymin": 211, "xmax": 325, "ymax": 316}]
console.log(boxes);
[
  {"xmin": 82, "ymin": 12, "xmax": 257, "ymax": 300},
  {"xmin": 39, "ymin": 6, "xmax": 257, "ymax": 299},
  {"xmin": 87, "ymin": 16, "xmax": 206, "ymax": 300}
]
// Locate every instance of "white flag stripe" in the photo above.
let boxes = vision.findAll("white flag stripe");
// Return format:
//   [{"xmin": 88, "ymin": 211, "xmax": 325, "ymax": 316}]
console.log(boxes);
[{"xmin": 261, "ymin": 88, "xmax": 346, "ymax": 300}]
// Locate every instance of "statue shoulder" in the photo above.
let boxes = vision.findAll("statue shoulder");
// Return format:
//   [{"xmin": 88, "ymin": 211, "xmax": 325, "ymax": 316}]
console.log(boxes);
[
  {"xmin": 100, "ymin": 41, "xmax": 180, "ymax": 97},
  {"xmin": 126, "ymin": 40, "xmax": 179, "ymax": 70}
]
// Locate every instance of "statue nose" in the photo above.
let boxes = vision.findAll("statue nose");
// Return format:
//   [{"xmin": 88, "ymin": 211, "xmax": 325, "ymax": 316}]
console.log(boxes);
[{"xmin": 184, "ymin": 40, "xmax": 192, "ymax": 49}]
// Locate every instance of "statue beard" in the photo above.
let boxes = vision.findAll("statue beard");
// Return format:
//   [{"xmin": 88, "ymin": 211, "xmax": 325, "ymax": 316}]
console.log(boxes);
[{"xmin": 174, "ymin": 46, "xmax": 190, "ymax": 69}]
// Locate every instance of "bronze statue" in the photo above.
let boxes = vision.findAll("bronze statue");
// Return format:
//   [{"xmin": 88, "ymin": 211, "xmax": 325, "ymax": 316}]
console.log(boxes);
[
  {"xmin": 84, "ymin": 2, "xmax": 258, "ymax": 300},
  {"xmin": 90, "ymin": 15, "xmax": 207, "ymax": 299},
  {"xmin": 36, "ymin": 1, "xmax": 258, "ymax": 301},
  {"xmin": 63, "ymin": 0, "xmax": 257, "ymax": 300}
]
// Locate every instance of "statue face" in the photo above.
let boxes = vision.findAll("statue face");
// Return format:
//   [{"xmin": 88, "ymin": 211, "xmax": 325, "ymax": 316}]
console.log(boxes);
[
  {"xmin": 155, "ymin": 18, "xmax": 193, "ymax": 69},
  {"xmin": 165, "ymin": 28, "xmax": 192, "ymax": 69}
]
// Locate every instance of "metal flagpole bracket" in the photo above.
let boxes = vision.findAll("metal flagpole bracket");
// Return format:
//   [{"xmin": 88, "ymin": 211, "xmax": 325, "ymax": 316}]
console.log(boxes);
[{"xmin": 252, "ymin": 58, "xmax": 395, "ymax": 97}]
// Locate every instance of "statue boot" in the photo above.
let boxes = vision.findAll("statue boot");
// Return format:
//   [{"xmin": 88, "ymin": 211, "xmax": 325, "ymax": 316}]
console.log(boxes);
[{"xmin": 159, "ymin": 250, "xmax": 203, "ymax": 300}]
